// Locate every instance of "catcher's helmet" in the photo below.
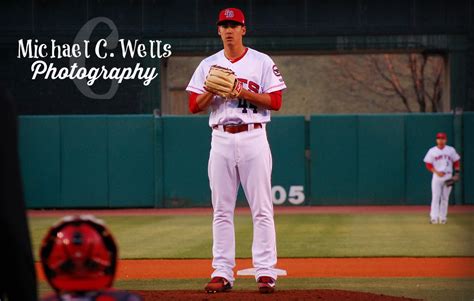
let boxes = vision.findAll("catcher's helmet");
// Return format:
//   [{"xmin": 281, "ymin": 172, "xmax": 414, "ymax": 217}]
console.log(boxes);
[{"xmin": 40, "ymin": 215, "xmax": 117, "ymax": 293}]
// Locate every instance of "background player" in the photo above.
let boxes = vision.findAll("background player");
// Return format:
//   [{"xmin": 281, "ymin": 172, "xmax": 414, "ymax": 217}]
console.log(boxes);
[
  {"xmin": 423, "ymin": 132, "xmax": 461, "ymax": 224},
  {"xmin": 186, "ymin": 7, "xmax": 286, "ymax": 294},
  {"xmin": 40, "ymin": 215, "xmax": 142, "ymax": 301}
]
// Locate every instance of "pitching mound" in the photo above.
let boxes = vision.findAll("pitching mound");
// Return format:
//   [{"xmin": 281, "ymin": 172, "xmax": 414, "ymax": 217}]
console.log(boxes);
[{"xmin": 133, "ymin": 289, "xmax": 421, "ymax": 301}]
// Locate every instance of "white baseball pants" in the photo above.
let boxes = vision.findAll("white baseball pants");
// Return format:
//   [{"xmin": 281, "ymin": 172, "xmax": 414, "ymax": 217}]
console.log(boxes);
[
  {"xmin": 208, "ymin": 127, "xmax": 277, "ymax": 284},
  {"xmin": 430, "ymin": 173, "xmax": 453, "ymax": 222}
]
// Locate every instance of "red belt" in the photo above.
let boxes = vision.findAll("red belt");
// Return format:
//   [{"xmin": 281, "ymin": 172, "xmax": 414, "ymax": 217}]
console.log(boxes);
[{"xmin": 212, "ymin": 123, "xmax": 262, "ymax": 134}]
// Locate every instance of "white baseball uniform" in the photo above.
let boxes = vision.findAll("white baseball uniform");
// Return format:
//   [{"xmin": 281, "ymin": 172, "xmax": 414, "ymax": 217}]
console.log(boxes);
[
  {"xmin": 186, "ymin": 47, "xmax": 286, "ymax": 284},
  {"xmin": 423, "ymin": 145, "xmax": 460, "ymax": 222}
]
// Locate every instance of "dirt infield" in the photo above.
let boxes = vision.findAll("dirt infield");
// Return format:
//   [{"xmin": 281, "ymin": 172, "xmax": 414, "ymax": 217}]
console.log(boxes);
[
  {"xmin": 132, "ymin": 289, "xmax": 422, "ymax": 301},
  {"xmin": 35, "ymin": 257, "xmax": 474, "ymax": 280}
]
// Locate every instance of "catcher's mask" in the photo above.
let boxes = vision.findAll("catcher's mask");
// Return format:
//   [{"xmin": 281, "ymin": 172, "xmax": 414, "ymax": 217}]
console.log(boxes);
[{"xmin": 40, "ymin": 215, "xmax": 117, "ymax": 293}]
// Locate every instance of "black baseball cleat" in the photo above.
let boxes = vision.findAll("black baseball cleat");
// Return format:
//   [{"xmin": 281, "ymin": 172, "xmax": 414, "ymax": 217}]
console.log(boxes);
[
  {"xmin": 205, "ymin": 277, "xmax": 232, "ymax": 293},
  {"xmin": 257, "ymin": 276, "xmax": 276, "ymax": 294}
]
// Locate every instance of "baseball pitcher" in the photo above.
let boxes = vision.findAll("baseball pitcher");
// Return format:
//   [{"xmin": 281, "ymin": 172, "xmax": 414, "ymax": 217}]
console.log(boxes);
[
  {"xmin": 186, "ymin": 7, "xmax": 286, "ymax": 294},
  {"xmin": 423, "ymin": 132, "xmax": 461, "ymax": 224}
]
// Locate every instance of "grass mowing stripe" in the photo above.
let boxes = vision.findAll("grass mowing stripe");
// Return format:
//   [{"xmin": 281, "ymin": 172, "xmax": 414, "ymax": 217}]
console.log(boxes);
[{"xmin": 29, "ymin": 213, "xmax": 474, "ymax": 260}]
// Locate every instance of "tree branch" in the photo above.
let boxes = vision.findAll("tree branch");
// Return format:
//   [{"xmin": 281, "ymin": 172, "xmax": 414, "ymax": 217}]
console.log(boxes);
[{"xmin": 378, "ymin": 55, "xmax": 412, "ymax": 112}]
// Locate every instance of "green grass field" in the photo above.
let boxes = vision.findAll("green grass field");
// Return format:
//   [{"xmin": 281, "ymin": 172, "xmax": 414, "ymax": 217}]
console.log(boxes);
[
  {"xmin": 30, "ymin": 211, "xmax": 474, "ymax": 301},
  {"xmin": 29, "ymin": 213, "xmax": 474, "ymax": 259}
]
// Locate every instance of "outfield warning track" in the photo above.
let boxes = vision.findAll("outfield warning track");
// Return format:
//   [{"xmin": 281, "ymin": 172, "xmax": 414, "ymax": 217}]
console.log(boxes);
[{"xmin": 27, "ymin": 205, "xmax": 474, "ymax": 217}]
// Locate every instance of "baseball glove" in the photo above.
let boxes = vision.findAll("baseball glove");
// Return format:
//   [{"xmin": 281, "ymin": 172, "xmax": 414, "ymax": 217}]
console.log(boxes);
[
  {"xmin": 204, "ymin": 65, "xmax": 243, "ymax": 99},
  {"xmin": 445, "ymin": 174, "xmax": 460, "ymax": 187}
]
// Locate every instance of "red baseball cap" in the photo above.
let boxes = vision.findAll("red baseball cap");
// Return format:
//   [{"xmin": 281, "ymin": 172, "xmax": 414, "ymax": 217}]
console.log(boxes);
[
  {"xmin": 436, "ymin": 132, "xmax": 447, "ymax": 139},
  {"xmin": 217, "ymin": 8, "xmax": 245, "ymax": 26}
]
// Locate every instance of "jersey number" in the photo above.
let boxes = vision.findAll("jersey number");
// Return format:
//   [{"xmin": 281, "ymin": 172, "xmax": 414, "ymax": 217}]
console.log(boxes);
[
  {"xmin": 237, "ymin": 79, "xmax": 260, "ymax": 114},
  {"xmin": 238, "ymin": 99, "xmax": 258, "ymax": 113}
]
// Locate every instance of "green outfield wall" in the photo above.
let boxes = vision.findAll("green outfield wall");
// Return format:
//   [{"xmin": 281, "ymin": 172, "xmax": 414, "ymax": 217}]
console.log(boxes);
[
  {"xmin": 463, "ymin": 113, "xmax": 474, "ymax": 204},
  {"xmin": 19, "ymin": 113, "xmax": 470, "ymax": 208}
]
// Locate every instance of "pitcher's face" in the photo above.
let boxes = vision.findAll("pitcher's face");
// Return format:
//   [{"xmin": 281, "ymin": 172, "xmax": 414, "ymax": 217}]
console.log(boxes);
[{"xmin": 218, "ymin": 21, "xmax": 246, "ymax": 47}]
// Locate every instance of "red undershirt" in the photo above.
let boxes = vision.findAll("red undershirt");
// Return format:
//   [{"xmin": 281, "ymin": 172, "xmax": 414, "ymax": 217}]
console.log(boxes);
[
  {"xmin": 190, "ymin": 48, "xmax": 282, "ymax": 113},
  {"xmin": 188, "ymin": 90, "xmax": 282, "ymax": 114}
]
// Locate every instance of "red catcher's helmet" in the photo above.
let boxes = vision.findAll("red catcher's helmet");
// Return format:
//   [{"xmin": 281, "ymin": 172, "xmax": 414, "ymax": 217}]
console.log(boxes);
[{"xmin": 40, "ymin": 215, "xmax": 118, "ymax": 293}]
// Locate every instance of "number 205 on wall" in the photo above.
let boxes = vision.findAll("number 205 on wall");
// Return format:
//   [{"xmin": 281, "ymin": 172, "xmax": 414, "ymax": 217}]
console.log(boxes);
[{"xmin": 272, "ymin": 185, "xmax": 305, "ymax": 205}]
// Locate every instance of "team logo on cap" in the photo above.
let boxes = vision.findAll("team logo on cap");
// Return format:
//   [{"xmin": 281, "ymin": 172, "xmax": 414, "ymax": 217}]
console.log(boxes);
[{"xmin": 224, "ymin": 9, "xmax": 234, "ymax": 18}]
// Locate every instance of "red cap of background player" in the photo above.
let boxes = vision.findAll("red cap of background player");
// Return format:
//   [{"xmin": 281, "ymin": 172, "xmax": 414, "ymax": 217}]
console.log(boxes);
[
  {"xmin": 436, "ymin": 132, "xmax": 447, "ymax": 139},
  {"xmin": 217, "ymin": 8, "xmax": 245, "ymax": 26}
]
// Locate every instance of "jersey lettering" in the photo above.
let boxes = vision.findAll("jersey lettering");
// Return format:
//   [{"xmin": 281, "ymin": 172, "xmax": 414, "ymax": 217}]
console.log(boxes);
[
  {"xmin": 237, "ymin": 79, "xmax": 259, "ymax": 113},
  {"xmin": 247, "ymin": 80, "xmax": 260, "ymax": 93},
  {"xmin": 434, "ymin": 154, "xmax": 454, "ymax": 162},
  {"xmin": 424, "ymin": 146, "xmax": 460, "ymax": 174},
  {"xmin": 186, "ymin": 48, "xmax": 286, "ymax": 126},
  {"xmin": 237, "ymin": 98, "xmax": 258, "ymax": 113}
]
